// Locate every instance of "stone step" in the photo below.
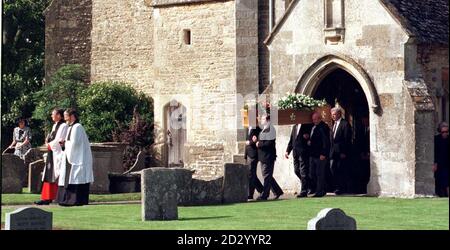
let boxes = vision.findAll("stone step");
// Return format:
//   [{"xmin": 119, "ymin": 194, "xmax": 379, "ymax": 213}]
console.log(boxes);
[{"xmin": 232, "ymin": 154, "xmax": 246, "ymax": 164}]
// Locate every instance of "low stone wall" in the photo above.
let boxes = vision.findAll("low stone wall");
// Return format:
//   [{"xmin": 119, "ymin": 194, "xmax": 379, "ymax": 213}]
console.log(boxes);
[{"xmin": 140, "ymin": 163, "xmax": 249, "ymax": 207}]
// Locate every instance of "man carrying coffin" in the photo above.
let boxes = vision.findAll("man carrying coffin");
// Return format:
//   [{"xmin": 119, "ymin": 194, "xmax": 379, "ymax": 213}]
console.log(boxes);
[
  {"xmin": 57, "ymin": 109, "xmax": 94, "ymax": 206},
  {"xmin": 329, "ymin": 107, "xmax": 352, "ymax": 195},
  {"xmin": 285, "ymin": 123, "xmax": 313, "ymax": 198},
  {"xmin": 245, "ymin": 115, "xmax": 263, "ymax": 200},
  {"xmin": 35, "ymin": 108, "xmax": 68, "ymax": 205},
  {"xmin": 256, "ymin": 114, "xmax": 284, "ymax": 200}
]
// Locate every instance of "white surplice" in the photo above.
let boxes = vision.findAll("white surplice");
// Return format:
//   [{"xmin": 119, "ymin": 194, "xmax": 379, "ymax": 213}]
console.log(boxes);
[{"xmin": 58, "ymin": 123, "xmax": 94, "ymax": 186}]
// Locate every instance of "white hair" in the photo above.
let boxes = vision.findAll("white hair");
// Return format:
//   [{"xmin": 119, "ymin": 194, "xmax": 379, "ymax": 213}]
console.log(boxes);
[
  {"xmin": 438, "ymin": 122, "xmax": 449, "ymax": 132},
  {"xmin": 331, "ymin": 107, "xmax": 343, "ymax": 114}
]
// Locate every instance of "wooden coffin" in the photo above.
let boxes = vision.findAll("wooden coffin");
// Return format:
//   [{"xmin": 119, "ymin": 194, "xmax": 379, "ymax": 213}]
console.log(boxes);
[{"xmin": 276, "ymin": 105, "xmax": 331, "ymax": 125}]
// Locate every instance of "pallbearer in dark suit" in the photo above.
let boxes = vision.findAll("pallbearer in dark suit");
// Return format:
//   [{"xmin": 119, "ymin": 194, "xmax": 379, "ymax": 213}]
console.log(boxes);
[
  {"xmin": 434, "ymin": 122, "xmax": 449, "ymax": 197},
  {"xmin": 307, "ymin": 112, "xmax": 330, "ymax": 197},
  {"xmin": 285, "ymin": 123, "xmax": 313, "ymax": 198},
  {"xmin": 330, "ymin": 107, "xmax": 352, "ymax": 195},
  {"xmin": 245, "ymin": 117, "xmax": 263, "ymax": 200},
  {"xmin": 256, "ymin": 115, "xmax": 284, "ymax": 200}
]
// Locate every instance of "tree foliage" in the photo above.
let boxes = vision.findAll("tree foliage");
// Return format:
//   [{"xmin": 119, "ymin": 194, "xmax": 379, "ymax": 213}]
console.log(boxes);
[
  {"xmin": 33, "ymin": 64, "xmax": 88, "ymax": 131},
  {"xmin": 1, "ymin": 0, "xmax": 50, "ymax": 148}
]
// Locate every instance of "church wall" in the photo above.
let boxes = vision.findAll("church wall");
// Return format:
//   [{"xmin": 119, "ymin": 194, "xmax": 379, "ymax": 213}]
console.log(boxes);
[
  {"xmin": 44, "ymin": 0, "xmax": 93, "ymax": 83},
  {"xmin": 151, "ymin": 1, "xmax": 238, "ymax": 179},
  {"xmin": 90, "ymin": 0, "xmax": 154, "ymax": 95},
  {"xmin": 267, "ymin": 0, "xmax": 421, "ymax": 197},
  {"xmin": 414, "ymin": 45, "xmax": 449, "ymax": 195}
]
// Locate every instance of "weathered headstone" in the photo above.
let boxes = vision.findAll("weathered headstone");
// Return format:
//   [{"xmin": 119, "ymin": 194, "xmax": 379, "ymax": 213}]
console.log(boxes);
[
  {"xmin": 2, "ymin": 153, "xmax": 26, "ymax": 193},
  {"xmin": 23, "ymin": 148, "xmax": 44, "ymax": 187},
  {"xmin": 28, "ymin": 159, "xmax": 45, "ymax": 194},
  {"xmin": 141, "ymin": 168, "xmax": 178, "ymax": 221},
  {"xmin": 222, "ymin": 163, "xmax": 249, "ymax": 203},
  {"xmin": 307, "ymin": 208, "xmax": 357, "ymax": 230},
  {"xmin": 191, "ymin": 177, "xmax": 224, "ymax": 206},
  {"xmin": 5, "ymin": 207, "xmax": 52, "ymax": 230},
  {"xmin": 172, "ymin": 168, "xmax": 194, "ymax": 206}
]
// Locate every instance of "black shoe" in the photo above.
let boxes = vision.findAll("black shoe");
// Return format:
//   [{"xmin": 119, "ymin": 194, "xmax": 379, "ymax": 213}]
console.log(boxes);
[
  {"xmin": 296, "ymin": 192, "xmax": 308, "ymax": 198},
  {"xmin": 308, "ymin": 190, "xmax": 315, "ymax": 195},
  {"xmin": 256, "ymin": 197, "xmax": 268, "ymax": 201},
  {"xmin": 274, "ymin": 193, "xmax": 283, "ymax": 200},
  {"xmin": 334, "ymin": 190, "xmax": 344, "ymax": 195},
  {"xmin": 312, "ymin": 192, "xmax": 326, "ymax": 197},
  {"xmin": 248, "ymin": 195, "xmax": 254, "ymax": 200},
  {"xmin": 34, "ymin": 200, "xmax": 51, "ymax": 205}
]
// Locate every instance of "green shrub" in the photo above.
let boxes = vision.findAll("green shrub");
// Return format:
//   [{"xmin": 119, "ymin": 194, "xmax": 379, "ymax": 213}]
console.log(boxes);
[
  {"xmin": 78, "ymin": 81, "xmax": 153, "ymax": 142},
  {"xmin": 33, "ymin": 64, "xmax": 88, "ymax": 130}
]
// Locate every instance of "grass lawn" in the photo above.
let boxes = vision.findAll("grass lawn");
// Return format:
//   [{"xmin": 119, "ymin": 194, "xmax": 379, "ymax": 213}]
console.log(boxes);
[
  {"xmin": 1, "ymin": 197, "xmax": 448, "ymax": 230},
  {"xmin": 1, "ymin": 190, "xmax": 140, "ymax": 205}
]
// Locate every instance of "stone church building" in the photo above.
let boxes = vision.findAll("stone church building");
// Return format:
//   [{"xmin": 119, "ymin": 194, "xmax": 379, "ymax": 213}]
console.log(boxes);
[{"xmin": 45, "ymin": 0, "xmax": 448, "ymax": 198}]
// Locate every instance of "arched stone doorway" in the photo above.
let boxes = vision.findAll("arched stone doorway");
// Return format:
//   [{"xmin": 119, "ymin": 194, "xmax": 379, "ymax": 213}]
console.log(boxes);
[
  {"xmin": 163, "ymin": 100, "xmax": 187, "ymax": 168},
  {"xmin": 296, "ymin": 54, "xmax": 381, "ymax": 195}
]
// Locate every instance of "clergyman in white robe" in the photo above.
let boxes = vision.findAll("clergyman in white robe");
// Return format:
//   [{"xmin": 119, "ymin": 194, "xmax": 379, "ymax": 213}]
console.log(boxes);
[{"xmin": 57, "ymin": 122, "xmax": 94, "ymax": 206}]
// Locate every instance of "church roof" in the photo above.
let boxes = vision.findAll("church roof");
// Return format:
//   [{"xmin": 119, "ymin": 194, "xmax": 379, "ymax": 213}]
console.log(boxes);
[
  {"xmin": 265, "ymin": 0, "xmax": 449, "ymax": 45},
  {"xmin": 380, "ymin": 0, "xmax": 449, "ymax": 44}
]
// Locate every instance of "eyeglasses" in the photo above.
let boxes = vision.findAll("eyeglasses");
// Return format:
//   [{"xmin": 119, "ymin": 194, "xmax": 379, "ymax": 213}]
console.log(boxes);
[{"xmin": 441, "ymin": 131, "xmax": 449, "ymax": 134}]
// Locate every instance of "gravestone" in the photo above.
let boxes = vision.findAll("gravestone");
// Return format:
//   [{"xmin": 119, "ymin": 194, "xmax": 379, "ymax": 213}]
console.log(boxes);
[
  {"xmin": 2, "ymin": 153, "xmax": 26, "ymax": 193},
  {"xmin": 23, "ymin": 148, "xmax": 44, "ymax": 187},
  {"xmin": 307, "ymin": 208, "xmax": 357, "ymax": 230},
  {"xmin": 141, "ymin": 168, "xmax": 178, "ymax": 221},
  {"xmin": 172, "ymin": 168, "xmax": 194, "ymax": 205},
  {"xmin": 191, "ymin": 177, "xmax": 224, "ymax": 206},
  {"xmin": 28, "ymin": 159, "xmax": 45, "ymax": 194},
  {"xmin": 5, "ymin": 207, "xmax": 52, "ymax": 230},
  {"xmin": 222, "ymin": 163, "xmax": 249, "ymax": 203}
]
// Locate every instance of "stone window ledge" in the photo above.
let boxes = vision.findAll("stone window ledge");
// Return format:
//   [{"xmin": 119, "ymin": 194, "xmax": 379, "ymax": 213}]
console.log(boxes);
[{"xmin": 324, "ymin": 27, "xmax": 345, "ymax": 45}]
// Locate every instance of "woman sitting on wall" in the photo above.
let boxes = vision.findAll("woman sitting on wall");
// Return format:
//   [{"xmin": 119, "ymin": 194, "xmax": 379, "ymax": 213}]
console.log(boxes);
[{"xmin": 8, "ymin": 118, "xmax": 32, "ymax": 159}]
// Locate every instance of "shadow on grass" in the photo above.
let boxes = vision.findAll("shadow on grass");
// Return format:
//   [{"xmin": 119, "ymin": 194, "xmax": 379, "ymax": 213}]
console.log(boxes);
[{"xmin": 178, "ymin": 216, "xmax": 232, "ymax": 221}]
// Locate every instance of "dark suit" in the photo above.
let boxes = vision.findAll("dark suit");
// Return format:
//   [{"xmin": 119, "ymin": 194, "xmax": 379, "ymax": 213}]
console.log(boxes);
[
  {"xmin": 286, "ymin": 124, "xmax": 313, "ymax": 195},
  {"xmin": 330, "ymin": 118, "xmax": 352, "ymax": 193},
  {"xmin": 245, "ymin": 126, "xmax": 263, "ymax": 198},
  {"xmin": 308, "ymin": 121, "xmax": 330, "ymax": 196},
  {"xmin": 257, "ymin": 124, "xmax": 283, "ymax": 199}
]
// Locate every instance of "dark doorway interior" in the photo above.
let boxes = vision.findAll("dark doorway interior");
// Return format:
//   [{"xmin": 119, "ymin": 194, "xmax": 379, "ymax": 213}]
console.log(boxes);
[{"xmin": 314, "ymin": 68, "xmax": 370, "ymax": 194}]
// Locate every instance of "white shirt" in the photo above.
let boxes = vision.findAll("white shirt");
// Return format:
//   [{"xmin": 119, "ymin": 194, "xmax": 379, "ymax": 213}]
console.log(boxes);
[
  {"xmin": 310, "ymin": 125, "xmax": 316, "ymax": 138},
  {"xmin": 333, "ymin": 118, "xmax": 342, "ymax": 139},
  {"xmin": 296, "ymin": 124, "xmax": 302, "ymax": 138}
]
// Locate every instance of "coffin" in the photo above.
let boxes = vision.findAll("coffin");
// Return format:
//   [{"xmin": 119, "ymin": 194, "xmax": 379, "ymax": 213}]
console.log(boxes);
[{"xmin": 277, "ymin": 105, "xmax": 331, "ymax": 125}]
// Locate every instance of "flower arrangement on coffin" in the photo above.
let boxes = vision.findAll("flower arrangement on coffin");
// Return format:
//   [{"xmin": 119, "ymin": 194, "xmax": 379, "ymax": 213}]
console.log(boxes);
[{"xmin": 276, "ymin": 93, "xmax": 330, "ymax": 125}]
